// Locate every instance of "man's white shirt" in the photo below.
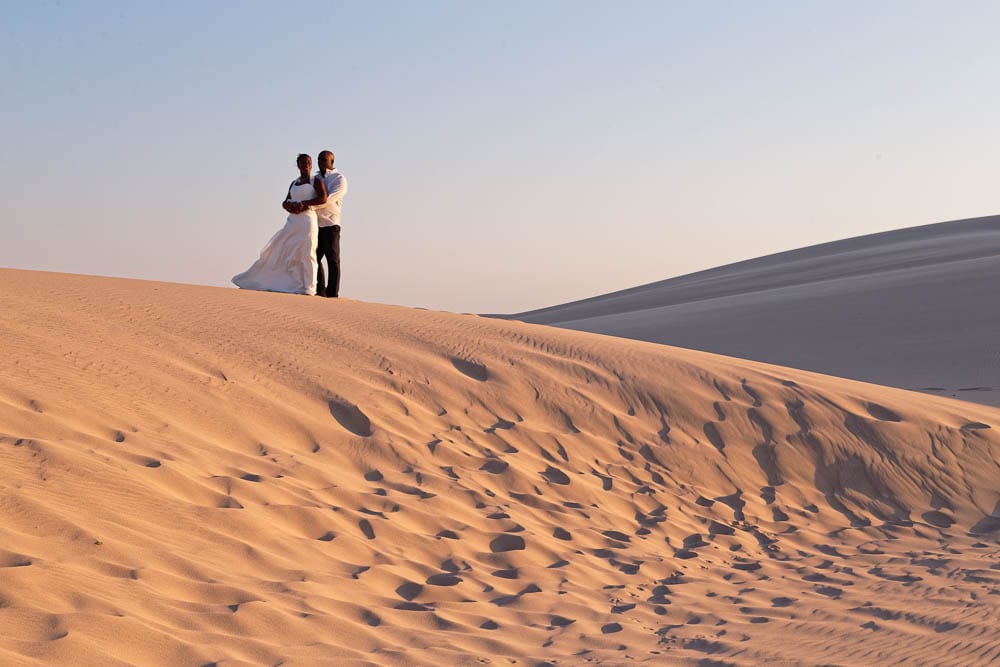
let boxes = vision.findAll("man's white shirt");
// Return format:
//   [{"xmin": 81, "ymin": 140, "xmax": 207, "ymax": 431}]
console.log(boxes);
[{"xmin": 316, "ymin": 168, "xmax": 347, "ymax": 228}]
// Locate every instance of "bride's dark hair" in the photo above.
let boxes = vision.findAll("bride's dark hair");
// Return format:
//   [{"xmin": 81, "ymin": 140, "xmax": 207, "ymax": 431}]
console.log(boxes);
[{"xmin": 296, "ymin": 153, "xmax": 310, "ymax": 164}]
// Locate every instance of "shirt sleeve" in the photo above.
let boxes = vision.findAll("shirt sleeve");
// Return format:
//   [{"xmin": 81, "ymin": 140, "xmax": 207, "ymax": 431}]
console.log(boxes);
[{"xmin": 326, "ymin": 174, "xmax": 347, "ymax": 201}]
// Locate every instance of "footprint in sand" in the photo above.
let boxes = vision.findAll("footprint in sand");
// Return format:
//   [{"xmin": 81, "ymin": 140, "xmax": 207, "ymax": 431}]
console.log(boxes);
[
  {"xmin": 683, "ymin": 534, "xmax": 708, "ymax": 549},
  {"xmin": 731, "ymin": 561, "xmax": 761, "ymax": 572},
  {"xmin": 969, "ymin": 514, "xmax": 1000, "ymax": 535},
  {"xmin": 480, "ymin": 460, "xmax": 509, "ymax": 474},
  {"xmin": 490, "ymin": 584, "xmax": 541, "ymax": 607},
  {"xmin": 703, "ymin": 423, "xmax": 725, "ymax": 452},
  {"xmin": 451, "ymin": 357, "xmax": 488, "ymax": 381},
  {"xmin": 486, "ymin": 418, "xmax": 515, "ymax": 432},
  {"xmin": 489, "ymin": 534, "xmax": 526, "ymax": 552},
  {"xmin": 708, "ymin": 521, "xmax": 736, "ymax": 535},
  {"xmin": 395, "ymin": 581, "xmax": 423, "ymax": 601},
  {"xmin": 440, "ymin": 558, "xmax": 467, "ymax": 572},
  {"xmin": 921, "ymin": 510, "xmax": 954, "ymax": 528},
  {"xmin": 540, "ymin": 466, "xmax": 570, "ymax": 485},
  {"xmin": 648, "ymin": 585, "xmax": 671, "ymax": 604},
  {"xmin": 741, "ymin": 379, "xmax": 762, "ymax": 407},
  {"xmin": 603, "ymin": 530, "xmax": 631, "ymax": 543},
  {"xmin": 714, "ymin": 493, "xmax": 745, "ymax": 521},
  {"xmin": 328, "ymin": 399, "xmax": 372, "ymax": 437},
  {"xmin": 865, "ymin": 402, "xmax": 902, "ymax": 422},
  {"xmin": 491, "ymin": 568, "xmax": 519, "ymax": 579},
  {"xmin": 0, "ymin": 551, "xmax": 32, "ymax": 568},
  {"xmin": 961, "ymin": 422, "xmax": 991, "ymax": 431},
  {"xmin": 592, "ymin": 471, "xmax": 613, "ymax": 490}
]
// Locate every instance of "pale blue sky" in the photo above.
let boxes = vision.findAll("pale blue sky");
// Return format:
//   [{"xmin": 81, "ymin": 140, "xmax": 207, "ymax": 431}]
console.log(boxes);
[{"xmin": 2, "ymin": 1, "xmax": 999, "ymax": 312}]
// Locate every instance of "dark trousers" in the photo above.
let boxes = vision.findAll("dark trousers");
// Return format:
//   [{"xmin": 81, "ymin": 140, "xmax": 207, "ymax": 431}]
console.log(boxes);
[{"xmin": 316, "ymin": 224, "xmax": 341, "ymax": 297}]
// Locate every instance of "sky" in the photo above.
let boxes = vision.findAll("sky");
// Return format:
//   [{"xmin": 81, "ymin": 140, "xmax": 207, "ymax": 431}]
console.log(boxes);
[{"xmin": 2, "ymin": 1, "xmax": 1000, "ymax": 314}]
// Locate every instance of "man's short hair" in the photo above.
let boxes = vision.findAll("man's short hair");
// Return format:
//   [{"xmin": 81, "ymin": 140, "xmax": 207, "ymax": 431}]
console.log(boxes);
[{"xmin": 319, "ymin": 150, "xmax": 335, "ymax": 163}]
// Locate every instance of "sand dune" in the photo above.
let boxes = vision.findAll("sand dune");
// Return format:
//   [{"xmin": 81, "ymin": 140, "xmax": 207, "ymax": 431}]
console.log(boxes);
[
  {"xmin": 3, "ymin": 268, "xmax": 1000, "ymax": 665},
  {"xmin": 509, "ymin": 215, "xmax": 1000, "ymax": 407}
]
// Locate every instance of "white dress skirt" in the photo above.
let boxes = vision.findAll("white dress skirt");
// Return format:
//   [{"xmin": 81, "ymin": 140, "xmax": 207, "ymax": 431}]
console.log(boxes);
[{"xmin": 233, "ymin": 180, "xmax": 319, "ymax": 295}]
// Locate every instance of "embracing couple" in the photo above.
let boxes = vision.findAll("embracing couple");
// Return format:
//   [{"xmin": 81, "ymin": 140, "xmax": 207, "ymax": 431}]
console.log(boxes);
[{"xmin": 233, "ymin": 150, "xmax": 348, "ymax": 297}]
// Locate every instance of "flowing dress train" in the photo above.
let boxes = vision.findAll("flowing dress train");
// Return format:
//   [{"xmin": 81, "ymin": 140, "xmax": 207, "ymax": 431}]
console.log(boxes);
[{"xmin": 232, "ymin": 180, "xmax": 319, "ymax": 295}]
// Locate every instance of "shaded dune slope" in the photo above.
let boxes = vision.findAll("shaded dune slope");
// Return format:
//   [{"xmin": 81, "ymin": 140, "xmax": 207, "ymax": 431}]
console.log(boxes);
[
  {"xmin": 2, "ymin": 269, "xmax": 1000, "ymax": 665},
  {"xmin": 509, "ymin": 215, "xmax": 1000, "ymax": 406}
]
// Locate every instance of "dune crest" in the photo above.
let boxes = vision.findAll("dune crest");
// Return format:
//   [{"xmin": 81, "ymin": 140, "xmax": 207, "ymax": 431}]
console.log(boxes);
[{"xmin": 2, "ymin": 269, "xmax": 1000, "ymax": 665}]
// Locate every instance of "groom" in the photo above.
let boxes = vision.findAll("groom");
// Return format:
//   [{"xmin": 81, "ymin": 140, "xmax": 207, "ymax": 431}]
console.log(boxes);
[{"xmin": 315, "ymin": 150, "xmax": 348, "ymax": 297}]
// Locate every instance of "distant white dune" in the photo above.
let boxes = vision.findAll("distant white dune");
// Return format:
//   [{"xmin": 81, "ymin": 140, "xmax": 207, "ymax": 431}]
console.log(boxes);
[{"xmin": 508, "ymin": 215, "xmax": 1000, "ymax": 406}]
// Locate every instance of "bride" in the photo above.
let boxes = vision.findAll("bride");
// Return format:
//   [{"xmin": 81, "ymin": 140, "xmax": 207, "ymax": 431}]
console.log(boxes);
[{"xmin": 233, "ymin": 153, "xmax": 328, "ymax": 295}]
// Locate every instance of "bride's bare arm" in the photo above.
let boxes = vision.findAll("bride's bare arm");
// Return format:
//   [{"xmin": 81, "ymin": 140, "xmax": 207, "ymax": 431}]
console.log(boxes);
[{"xmin": 282, "ymin": 183, "xmax": 301, "ymax": 213}]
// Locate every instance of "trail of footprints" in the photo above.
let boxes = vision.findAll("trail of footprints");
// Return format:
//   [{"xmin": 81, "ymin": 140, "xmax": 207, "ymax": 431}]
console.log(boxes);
[
  {"xmin": 293, "ymin": 395, "xmax": 989, "ymax": 660},
  {"xmin": 71, "ymin": 363, "xmax": 1000, "ymax": 663}
]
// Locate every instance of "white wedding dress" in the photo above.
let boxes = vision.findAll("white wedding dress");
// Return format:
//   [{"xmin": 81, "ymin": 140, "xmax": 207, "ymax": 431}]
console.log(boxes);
[{"xmin": 232, "ymin": 180, "xmax": 319, "ymax": 295}]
